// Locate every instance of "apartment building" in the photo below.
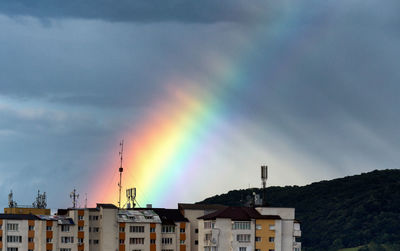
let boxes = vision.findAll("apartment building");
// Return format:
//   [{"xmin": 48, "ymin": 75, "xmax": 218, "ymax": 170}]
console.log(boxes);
[
  {"xmin": 0, "ymin": 213, "xmax": 78, "ymax": 251},
  {"xmin": 151, "ymin": 208, "xmax": 190, "ymax": 251},
  {"xmin": 0, "ymin": 204, "xmax": 300, "ymax": 251},
  {"xmin": 197, "ymin": 206, "xmax": 301, "ymax": 251},
  {"xmin": 178, "ymin": 204, "xmax": 226, "ymax": 251}
]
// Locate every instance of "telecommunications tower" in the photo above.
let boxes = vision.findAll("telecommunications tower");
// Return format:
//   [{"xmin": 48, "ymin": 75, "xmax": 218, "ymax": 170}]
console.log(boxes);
[
  {"xmin": 70, "ymin": 188, "xmax": 79, "ymax": 208},
  {"xmin": 261, "ymin": 165, "xmax": 268, "ymax": 206},
  {"xmin": 118, "ymin": 140, "xmax": 124, "ymax": 209}
]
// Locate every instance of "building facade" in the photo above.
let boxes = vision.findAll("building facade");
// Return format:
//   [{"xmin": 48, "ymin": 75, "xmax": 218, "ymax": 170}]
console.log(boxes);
[
  {"xmin": 0, "ymin": 204, "xmax": 300, "ymax": 251},
  {"xmin": 197, "ymin": 206, "xmax": 301, "ymax": 251}
]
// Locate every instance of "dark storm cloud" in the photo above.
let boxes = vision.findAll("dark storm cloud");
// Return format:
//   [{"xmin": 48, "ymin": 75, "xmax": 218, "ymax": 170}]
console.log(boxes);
[
  {"xmin": 0, "ymin": 0, "xmax": 270, "ymax": 23},
  {"xmin": 1, "ymin": 0, "xmax": 400, "ymax": 207}
]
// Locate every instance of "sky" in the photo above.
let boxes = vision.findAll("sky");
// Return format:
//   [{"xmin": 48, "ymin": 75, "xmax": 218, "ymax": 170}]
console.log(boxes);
[{"xmin": 0, "ymin": 0, "xmax": 399, "ymax": 209}]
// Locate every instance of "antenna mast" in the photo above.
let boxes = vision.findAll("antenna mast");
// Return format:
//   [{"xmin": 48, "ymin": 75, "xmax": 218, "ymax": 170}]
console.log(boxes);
[
  {"xmin": 118, "ymin": 140, "xmax": 124, "ymax": 209},
  {"xmin": 261, "ymin": 165, "xmax": 268, "ymax": 206},
  {"xmin": 70, "ymin": 188, "xmax": 79, "ymax": 208}
]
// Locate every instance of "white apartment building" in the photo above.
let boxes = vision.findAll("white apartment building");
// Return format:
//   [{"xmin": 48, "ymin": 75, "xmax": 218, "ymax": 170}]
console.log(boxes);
[
  {"xmin": 178, "ymin": 203, "xmax": 226, "ymax": 251},
  {"xmin": 0, "ymin": 204, "xmax": 300, "ymax": 251},
  {"xmin": 197, "ymin": 206, "xmax": 301, "ymax": 251}
]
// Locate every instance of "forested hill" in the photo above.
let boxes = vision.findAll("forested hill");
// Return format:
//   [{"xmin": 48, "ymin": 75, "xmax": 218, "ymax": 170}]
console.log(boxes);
[{"xmin": 198, "ymin": 169, "xmax": 400, "ymax": 251}]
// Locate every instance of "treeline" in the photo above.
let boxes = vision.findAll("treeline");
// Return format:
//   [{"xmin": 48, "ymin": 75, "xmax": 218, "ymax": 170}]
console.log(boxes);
[{"xmin": 198, "ymin": 169, "xmax": 400, "ymax": 251}]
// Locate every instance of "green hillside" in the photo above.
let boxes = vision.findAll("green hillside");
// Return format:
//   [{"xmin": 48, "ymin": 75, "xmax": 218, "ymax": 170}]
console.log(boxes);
[{"xmin": 198, "ymin": 169, "xmax": 400, "ymax": 251}]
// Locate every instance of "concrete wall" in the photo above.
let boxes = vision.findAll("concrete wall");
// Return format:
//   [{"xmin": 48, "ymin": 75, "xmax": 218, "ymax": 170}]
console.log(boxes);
[
  {"xmin": 100, "ymin": 207, "xmax": 118, "ymax": 251},
  {"xmin": 182, "ymin": 209, "xmax": 203, "ymax": 251}
]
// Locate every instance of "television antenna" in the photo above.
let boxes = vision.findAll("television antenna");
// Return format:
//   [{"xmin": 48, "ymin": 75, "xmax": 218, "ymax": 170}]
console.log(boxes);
[
  {"xmin": 118, "ymin": 140, "xmax": 124, "ymax": 209},
  {"xmin": 70, "ymin": 188, "xmax": 79, "ymax": 208}
]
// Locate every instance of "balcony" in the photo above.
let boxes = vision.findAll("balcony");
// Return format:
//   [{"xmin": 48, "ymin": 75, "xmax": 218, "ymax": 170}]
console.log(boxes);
[
  {"xmin": 204, "ymin": 239, "xmax": 217, "ymax": 246},
  {"xmin": 293, "ymin": 230, "xmax": 301, "ymax": 237}
]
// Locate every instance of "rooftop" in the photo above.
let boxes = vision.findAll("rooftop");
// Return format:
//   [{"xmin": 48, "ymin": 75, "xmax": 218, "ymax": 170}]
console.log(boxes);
[
  {"xmin": 198, "ymin": 206, "xmax": 281, "ymax": 221},
  {"xmin": 178, "ymin": 203, "xmax": 227, "ymax": 211},
  {"xmin": 0, "ymin": 214, "xmax": 40, "ymax": 220}
]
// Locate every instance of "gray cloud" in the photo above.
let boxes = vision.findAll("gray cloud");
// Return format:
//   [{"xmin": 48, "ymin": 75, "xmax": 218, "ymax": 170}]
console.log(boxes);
[
  {"xmin": 0, "ymin": 0, "xmax": 271, "ymax": 23},
  {"xmin": 1, "ymin": 0, "xmax": 400, "ymax": 207}
]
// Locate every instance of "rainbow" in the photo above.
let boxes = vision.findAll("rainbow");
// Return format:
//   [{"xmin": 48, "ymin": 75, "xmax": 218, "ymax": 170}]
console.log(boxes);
[
  {"xmin": 90, "ymin": 80, "xmax": 229, "ymax": 207},
  {"xmin": 89, "ymin": 3, "xmax": 320, "ymax": 207}
]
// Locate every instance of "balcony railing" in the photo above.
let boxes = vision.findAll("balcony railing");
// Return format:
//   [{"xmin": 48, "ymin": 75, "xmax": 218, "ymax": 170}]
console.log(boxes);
[{"xmin": 293, "ymin": 230, "xmax": 302, "ymax": 237}]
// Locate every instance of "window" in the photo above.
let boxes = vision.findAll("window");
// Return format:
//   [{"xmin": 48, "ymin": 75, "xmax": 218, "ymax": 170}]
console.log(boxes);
[
  {"xmin": 256, "ymin": 224, "xmax": 262, "ymax": 230},
  {"xmin": 205, "ymin": 234, "xmax": 211, "ymax": 241},
  {"xmin": 180, "ymin": 228, "xmax": 185, "ymax": 233},
  {"xmin": 204, "ymin": 247, "xmax": 217, "ymax": 251},
  {"xmin": 60, "ymin": 249, "xmax": 72, "ymax": 251},
  {"xmin": 93, "ymin": 239, "xmax": 99, "ymax": 244},
  {"xmin": 7, "ymin": 224, "xmax": 18, "ymax": 231},
  {"xmin": 78, "ymin": 215, "xmax": 84, "ymax": 220},
  {"xmin": 28, "ymin": 237, "xmax": 34, "ymax": 242},
  {"xmin": 119, "ymin": 239, "xmax": 124, "ymax": 244},
  {"xmin": 29, "ymin": 225, "xmax": 34, "ymax": 231},
  {"xmin": 161, "ymin": 238, "xmax": 173, "ymax": 245},
  {"xmin": 61, "ymin": 225, "xmax": 70, "ymax": 232},
  {"xmin": 93, "ymin": 216, "xmax": 99, "ymax": 220},
  {"xmin": 269, "ymin": 249, "xmax": 275, "ymax": 251},
  {"xmin": 255, "ymin": 236, "xmax": 261, "ymax": 242},
  {"xmin": 268, "ymin": 237, "xmax": 275, "ymax": 243},
  {"xmin": 78, "ymin": 226, "xmax": 84, "ymax": 231},
  {"xmin": 195, "ymin": 240, "xmax": 198, "ymax": 245},
  {"xmin": 294, "ymin": 248, "xmax": 300, "ymax": 251},
  {"xmin": 119, "ymin": 227, "xmax": 125, "ymax": 232},
  {"xmin": 7, "ymin": 235, "xmax": 22, "ymax": 243},
  {"xmin": 7, "ymin": 248, "xmax": 18, "ymax": 251},
  {"xmin": 204, "ymin": 221, "xmax": 215, "ymax": 229},
  {"xmin": 78, "ymin": 238, "xmax": 84, "ymax": 244},
  {"xmin": 46, "ymin": 226, "xmax": 52, "ymax": 231},
  {"xmin": 145, "ymin": 216, "xmax": 153, "ymax": 219},
  {"xmin": 129, "ymin": 226, "xmax": 144, "ymax": 233},
  {"xmin": 239, "ymin": 248, "xmax": 247, "ymax": 251},
  {"xmin": 150, "ymin": 239, "xmax": 156, "ymax": 244},
  {"xmin": 195, "ymin": 228, "xmax": 198, "ymax": 233},
  {"xmin": 236, "ymin": 234, "xmax": 251, "ymax": 243},
  {"xmin": 61, "ymin": 236, "xmax": 74, "ymax": 243},
  {"xmin": 256, "ymin": 249, "xmax": 261, "ymax": 251},
  {"xmin": 162, "ymin": 225, "xmax": 175, "ymax": 233},
  {"xmin": 150, "ymin": 227, "xmax": 156, "ymax": 233},
  {"xmin": 93, "ymin": 227, "xmax": 99, "ymax": 232},
  {"xmin": 46, "ymin": 238, "xmax": 52, "ymax": 243},
  {"xmin": 180, "ymin": 240, "xmax": 185, "ymax": 244},
  {"xmin": 130, "ymin": 238, "xmax": 144, "ymax": 244},
  {"xmin": 269, "ymin": 225, "xmax": 275, "ymax": 230},
  {"xmin": 233, "ymin": 221, "xmax": 251, "ymax": 230}
]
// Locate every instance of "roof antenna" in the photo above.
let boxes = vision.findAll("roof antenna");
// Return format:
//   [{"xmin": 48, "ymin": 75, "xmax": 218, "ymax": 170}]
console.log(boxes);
[
  {"xmin": 261, "ymin": 165, "xmax": 268, "ymax": 206},
  {"xmin": 70, "ymin": 188, "xmax": 79, "ymax": 208},
  {"xmin": 118, "ymin": 140, "xmax": 124, "ymax": 209},
  {"xmin": 126, "ymin": 188, "xmax": 136, "ymax": 209},
  {"xmin": 84, "ymin": 193, "xmax": 87, "ymax": 208},
  {"xmin": 8, "ymin": 190, "xmax": 17, "ymax": 208}
]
